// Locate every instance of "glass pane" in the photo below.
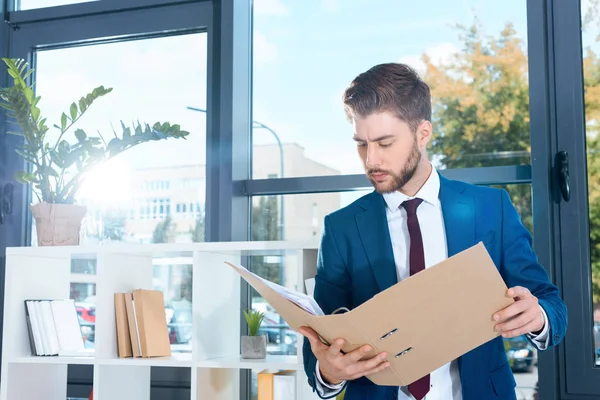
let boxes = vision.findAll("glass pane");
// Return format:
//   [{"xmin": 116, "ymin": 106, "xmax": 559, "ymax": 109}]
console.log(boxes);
[
  {"xmin": 15, "ymin": 0, "xmax": 97, "ymax": 10},
  {"xmin": 153, "ymin": 258, "xmax": 193, "ymax": 352},
  {"xmin": 253, "ymin": 0, "xmax": 530, "ymax": 178},
  {"xmin": 71, "ymin": 258, "xmax": 97, "ymax": 348},
  {"xmin": 582, "ymin": 0, "xmax": 600, "ymax": 367},
  {"xmin": 32, "ymin": 33, "xmax": 207, "ymax": 245}
]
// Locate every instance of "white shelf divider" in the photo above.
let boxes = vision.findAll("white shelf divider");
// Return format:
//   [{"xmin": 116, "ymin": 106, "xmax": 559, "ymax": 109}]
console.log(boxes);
[{"xmin": 193, "ymin": 251, "xmax": 241, "ymax": 362}]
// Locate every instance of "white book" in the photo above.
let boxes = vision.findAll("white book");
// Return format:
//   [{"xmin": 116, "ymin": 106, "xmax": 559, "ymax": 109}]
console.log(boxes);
[
  {"xmin": 40, "ymin": 301, "xmax": 60, "ymax": 355},
  {"xmin": 26, "ymin": 301, "xmax": 43, "ymax": 356},
  {"xmin": 50, "ymin": 299, "xmax": 85, "ymax": 354}
]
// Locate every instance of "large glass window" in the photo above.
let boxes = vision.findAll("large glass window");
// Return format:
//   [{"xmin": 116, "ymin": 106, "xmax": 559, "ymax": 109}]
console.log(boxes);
[
  {"xmin": 252, "ymin": 0, "xmax": 530, "ymax": 178},
  {"xmin": 32, "ymin": 33, "xmax": 207, "ymax": 245},
  {"xmin": 27, "ymin": 33, "xmax": 206, "ymax": 356},
  {"xmin": 581, "ymin": 0, "xmax": 600, "ymax": 366}
]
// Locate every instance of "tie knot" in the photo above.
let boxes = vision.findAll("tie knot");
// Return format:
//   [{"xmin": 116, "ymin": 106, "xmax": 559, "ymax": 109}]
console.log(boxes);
[{"xmin": 401, "ymin": 198, "xmax": 423, "ymax": 216}]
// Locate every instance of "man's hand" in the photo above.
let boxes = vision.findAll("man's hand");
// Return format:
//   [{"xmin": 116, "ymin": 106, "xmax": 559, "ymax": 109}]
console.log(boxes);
[
  {"xmin": 299, "ymin": 326, "xmax": 390, "ymax": 385},
  {"xmin": 493, "ymin": 286, "xmax": 545, "ymax": 338}
]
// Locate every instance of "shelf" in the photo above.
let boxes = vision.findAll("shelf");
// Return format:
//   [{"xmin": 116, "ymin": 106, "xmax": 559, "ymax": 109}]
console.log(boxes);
[
  {"xmin": 97, "ymin": 353, "xmax": 193, "ymax": 367},
  {"xmin": 2, "ymin": 242, "xmax": 319, "ymax": 400},
  {"xmin": 198, "ymin": 355, "xmax": 303, "ymax": 371},
  {"xmin": 5, "ymin": 240, "xmax": 319, "ymax": 258},
  {"xmin": 9, "ymin": 355, "xmax": 95, "ymax": 365},
  {"xmin": 8, "ymin": 352, "xmax": 193, "ymax": 367}
]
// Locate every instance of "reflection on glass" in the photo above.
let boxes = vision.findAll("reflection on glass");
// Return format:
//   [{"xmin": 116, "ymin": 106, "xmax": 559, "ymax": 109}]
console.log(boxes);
[
  {"xmin": 491, "ymin": 184, "xmax": 533, "ymax": 236},
  {"xmin": 248, "ymin": 253, "xmax": 299, "ymax": 358},
  {"xmin": 153, "ymin": 259, "xmax": 193, "ymax": 352},
  {"xmin": 253, "ymin": 0, "xmax": 530, "ymax": 178},
  {"xmin": 32, "ymin": 33, "xmax": 207, "ymax": 245},
  {"xmin": 15, "ymin": 0, "xmax": 96, "ymax": 10},
  {"xmin": 581, "ymin": 0, "xmax": 600, "ymax": 365},
  {"xmin": 251, "ymin": 191, "xmax": 369, "ymax": 242}
]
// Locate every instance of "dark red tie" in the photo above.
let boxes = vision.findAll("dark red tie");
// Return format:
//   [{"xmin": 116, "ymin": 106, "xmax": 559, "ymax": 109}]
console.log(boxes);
[{"xmin": 401, "ymin": 198, "xmax": 430, "ymax": 400}]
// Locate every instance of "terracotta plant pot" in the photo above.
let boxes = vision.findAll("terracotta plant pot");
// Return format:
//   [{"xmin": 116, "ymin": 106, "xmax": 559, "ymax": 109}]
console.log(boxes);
[
  {"xmin": 241, "ymin": 335, "xmax": 267, "ymax": 359},
  {"xmin": 31, "ymin": 202, "xmax": 87, "ymax": 246}
]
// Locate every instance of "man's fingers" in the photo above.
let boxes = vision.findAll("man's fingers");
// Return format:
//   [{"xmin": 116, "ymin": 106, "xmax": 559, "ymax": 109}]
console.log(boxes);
[
  {"xmin": 349, "ymin": 360, "xmax": 391, "ymax": 380},
  {"xmin": 494, "ymin": 299, "xmax": 529, "ymax": 322},
  {"xmin": 298, "ymin": 327, "xmax": 325, "ymax": 351},
  {"xmin": 507, "ymin": 286, "xmax": 530, "ymax": 299},
  {"xmin": 351, "ymin": 351, "xmax": 389, "ymax": 375},
  {"xmin": 495, "ymin": 308, "xmax": 535, "ymax": 333},
  {"xmin": 327, "ymin": 338, "xmax": 345, "ymax": 357},
  {"xmin": 500, "ymin": 319, "xmax": 541, "ymax": 338},
  {"xmin": 345, "ymin": 344, "xmax": 373, "ymax": 363}
]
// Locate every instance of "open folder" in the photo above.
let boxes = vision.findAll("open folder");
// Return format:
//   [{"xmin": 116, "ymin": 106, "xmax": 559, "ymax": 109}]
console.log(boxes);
[{"xmin": 225, "ymin": 242, "xmax": 515, "ymax": 387}]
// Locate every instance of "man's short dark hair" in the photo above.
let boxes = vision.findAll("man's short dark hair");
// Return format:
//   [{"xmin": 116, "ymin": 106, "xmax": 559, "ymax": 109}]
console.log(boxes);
[{"xmin": 343, "ymin": 63, "xmax": 432, "ymax": 132}]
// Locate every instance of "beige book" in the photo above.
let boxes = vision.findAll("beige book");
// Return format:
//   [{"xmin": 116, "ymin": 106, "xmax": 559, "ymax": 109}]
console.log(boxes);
[
  {"xmin": 114, "ymin": 293, "xmax": 133, "ymax": 358},
  {"xmin": 132, "ymin": 289, "xmax": 171, "ymax": 358}
]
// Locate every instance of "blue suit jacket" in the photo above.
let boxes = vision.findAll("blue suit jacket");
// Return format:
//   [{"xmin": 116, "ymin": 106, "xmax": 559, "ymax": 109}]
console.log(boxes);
[{"xmin": 303, "ymin": 173, "xmax": 568, "ymax": 400}]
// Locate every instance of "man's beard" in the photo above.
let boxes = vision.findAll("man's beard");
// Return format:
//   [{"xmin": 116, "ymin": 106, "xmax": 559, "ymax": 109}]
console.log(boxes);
[{"xmin": 367, "ymin": 140, "xmax": 421, "ymax": 194}]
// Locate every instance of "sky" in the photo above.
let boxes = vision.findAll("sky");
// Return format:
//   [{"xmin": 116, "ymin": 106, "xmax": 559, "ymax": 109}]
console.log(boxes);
[{"xmin": 13, "ymin": 0, "xmax": 600, "ymax": 209}]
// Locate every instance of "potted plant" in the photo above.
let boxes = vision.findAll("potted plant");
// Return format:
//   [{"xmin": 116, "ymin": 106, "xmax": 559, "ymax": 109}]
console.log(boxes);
[
  {"xmin": 241, "ymin": 308, "xmax": 267, "ymax": 359},
  {"xmin": 0, "ymin": 58, "xmax": 189, "ymax": 246}
]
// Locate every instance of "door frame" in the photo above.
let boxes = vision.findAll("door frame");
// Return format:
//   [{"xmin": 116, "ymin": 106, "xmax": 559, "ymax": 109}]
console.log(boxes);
[{"xmin": 529, "ymin": 0, "xmax": 600, "ymax": 398}]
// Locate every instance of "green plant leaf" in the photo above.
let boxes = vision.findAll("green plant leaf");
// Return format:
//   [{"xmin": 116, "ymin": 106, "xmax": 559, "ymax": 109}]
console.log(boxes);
[
  {"xmin": 14, "ymin": 170, "xmax": 36, "ymax": 184},
  {"xmin": 79, "ymin": 97, "xmax": 87, "ymax": 113},
  {"xmin": 243, "ymin": 309, "xmax": 265, "ymax": 336},
  {"xmin": 61, "ymin": 112, "xmax": 68, "ymax": 131},
  {"xmin": 69, "ymin": 102, "xmax": 78, "ymax": 121},
  {"xmin": 30, "ymin": 105, "xmax": 40, "ymax": 122}
]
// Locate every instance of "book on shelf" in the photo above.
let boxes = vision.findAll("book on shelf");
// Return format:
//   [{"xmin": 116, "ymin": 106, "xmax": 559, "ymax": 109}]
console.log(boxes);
[
  {"xmin": 24, "ymin": 299, "xmax": 91, "ymax": 357},
  {"xmin": 114, "ymin": 289, "xmax": 171, "ymax": 358}
]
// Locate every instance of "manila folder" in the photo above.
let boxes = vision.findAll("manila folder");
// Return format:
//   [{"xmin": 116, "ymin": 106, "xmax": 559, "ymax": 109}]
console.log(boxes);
[{"xmin": 225, "ymin": 242, "xmax": 514, "ymax": 386}]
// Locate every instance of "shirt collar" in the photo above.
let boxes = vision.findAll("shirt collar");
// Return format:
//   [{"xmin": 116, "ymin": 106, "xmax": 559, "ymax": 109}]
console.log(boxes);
[{"xmin": 382, "ymin": 165, "xmax": 440, "ymax": 212}]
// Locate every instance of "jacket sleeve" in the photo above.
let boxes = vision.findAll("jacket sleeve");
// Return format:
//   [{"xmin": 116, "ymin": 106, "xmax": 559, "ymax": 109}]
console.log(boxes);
[
  {"xmin": 499, "ymin": 189, "xmax": 568, "ymax": 348},
  {"xmin": 303, "ymin": 215, "xmax": 353, "ymax": 398}
]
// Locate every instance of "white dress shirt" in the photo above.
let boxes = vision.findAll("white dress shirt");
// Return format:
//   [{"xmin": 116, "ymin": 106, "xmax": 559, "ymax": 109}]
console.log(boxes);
[{"xmin": 314, "ymin": 166, "xmax": 549, "ymax": 399}]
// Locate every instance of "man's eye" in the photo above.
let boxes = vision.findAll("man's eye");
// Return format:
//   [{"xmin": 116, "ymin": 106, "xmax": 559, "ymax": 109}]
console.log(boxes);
[
  {"xmin": 379, "ymin": 142, "xmax": 393, "ymax": 147},
  {"xmin": 356, "ymin": 142, "xmax": 366, "ymax": 147}
]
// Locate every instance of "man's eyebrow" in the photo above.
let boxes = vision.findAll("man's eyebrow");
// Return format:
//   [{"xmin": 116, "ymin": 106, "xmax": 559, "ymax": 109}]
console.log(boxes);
[{"xmin": 353, "ymin": 134, "xmax": 395, "ymax": 142}]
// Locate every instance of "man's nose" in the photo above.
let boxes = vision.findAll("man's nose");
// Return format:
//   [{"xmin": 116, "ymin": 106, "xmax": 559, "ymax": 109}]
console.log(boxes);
[{"xmin": 366, "ymin": 145, "xmax": 382, "ymax": 168}]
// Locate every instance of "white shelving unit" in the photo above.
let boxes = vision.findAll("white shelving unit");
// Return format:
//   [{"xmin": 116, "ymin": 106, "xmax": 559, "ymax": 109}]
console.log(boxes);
[{"xmin": 1, "ymin": 241, "xmax": 321, "ymax": 400}]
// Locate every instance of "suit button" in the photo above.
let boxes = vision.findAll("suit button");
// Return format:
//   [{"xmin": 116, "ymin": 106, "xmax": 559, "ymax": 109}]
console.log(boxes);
[{"xmin": 554, "ymin": 334, "xmax": 560, "ymax": 341}]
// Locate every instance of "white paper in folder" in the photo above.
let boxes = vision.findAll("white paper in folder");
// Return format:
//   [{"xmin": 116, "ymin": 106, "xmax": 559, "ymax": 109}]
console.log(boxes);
[{"xmin": 234, "ymin": 263, "xmax": 324, "ymax": 316}]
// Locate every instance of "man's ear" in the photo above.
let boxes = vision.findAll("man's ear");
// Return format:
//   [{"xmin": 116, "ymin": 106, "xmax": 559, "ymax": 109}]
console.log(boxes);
[{"xmin": 417, "ymin": 120, "xmax": 433, "ymax": 147}]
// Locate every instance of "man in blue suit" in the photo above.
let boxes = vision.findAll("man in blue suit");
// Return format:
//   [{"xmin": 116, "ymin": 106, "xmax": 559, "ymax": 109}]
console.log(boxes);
[{"xmin": 299, "ymin": 63, "xmax": 567, "ymax": 400}]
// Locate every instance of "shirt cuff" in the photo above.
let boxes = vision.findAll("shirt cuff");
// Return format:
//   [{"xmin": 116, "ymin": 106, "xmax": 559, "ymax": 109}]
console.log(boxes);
[
  {"xmin": 314, "ymin": 360, "xmax": 346, "ymax": 396},
  {"xmin": 526, "ymin": 305, "xmax": 550, "ymax": 350}
]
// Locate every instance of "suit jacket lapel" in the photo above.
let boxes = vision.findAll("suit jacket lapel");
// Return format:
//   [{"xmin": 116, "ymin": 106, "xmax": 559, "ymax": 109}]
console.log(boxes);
[
  {"xmin": 439, "ymin": 173, "xmax": 475, "ymax": 257},
  {"xmin": 355, "ymin": 192, "xmax": 398, "ymax": 292}
]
